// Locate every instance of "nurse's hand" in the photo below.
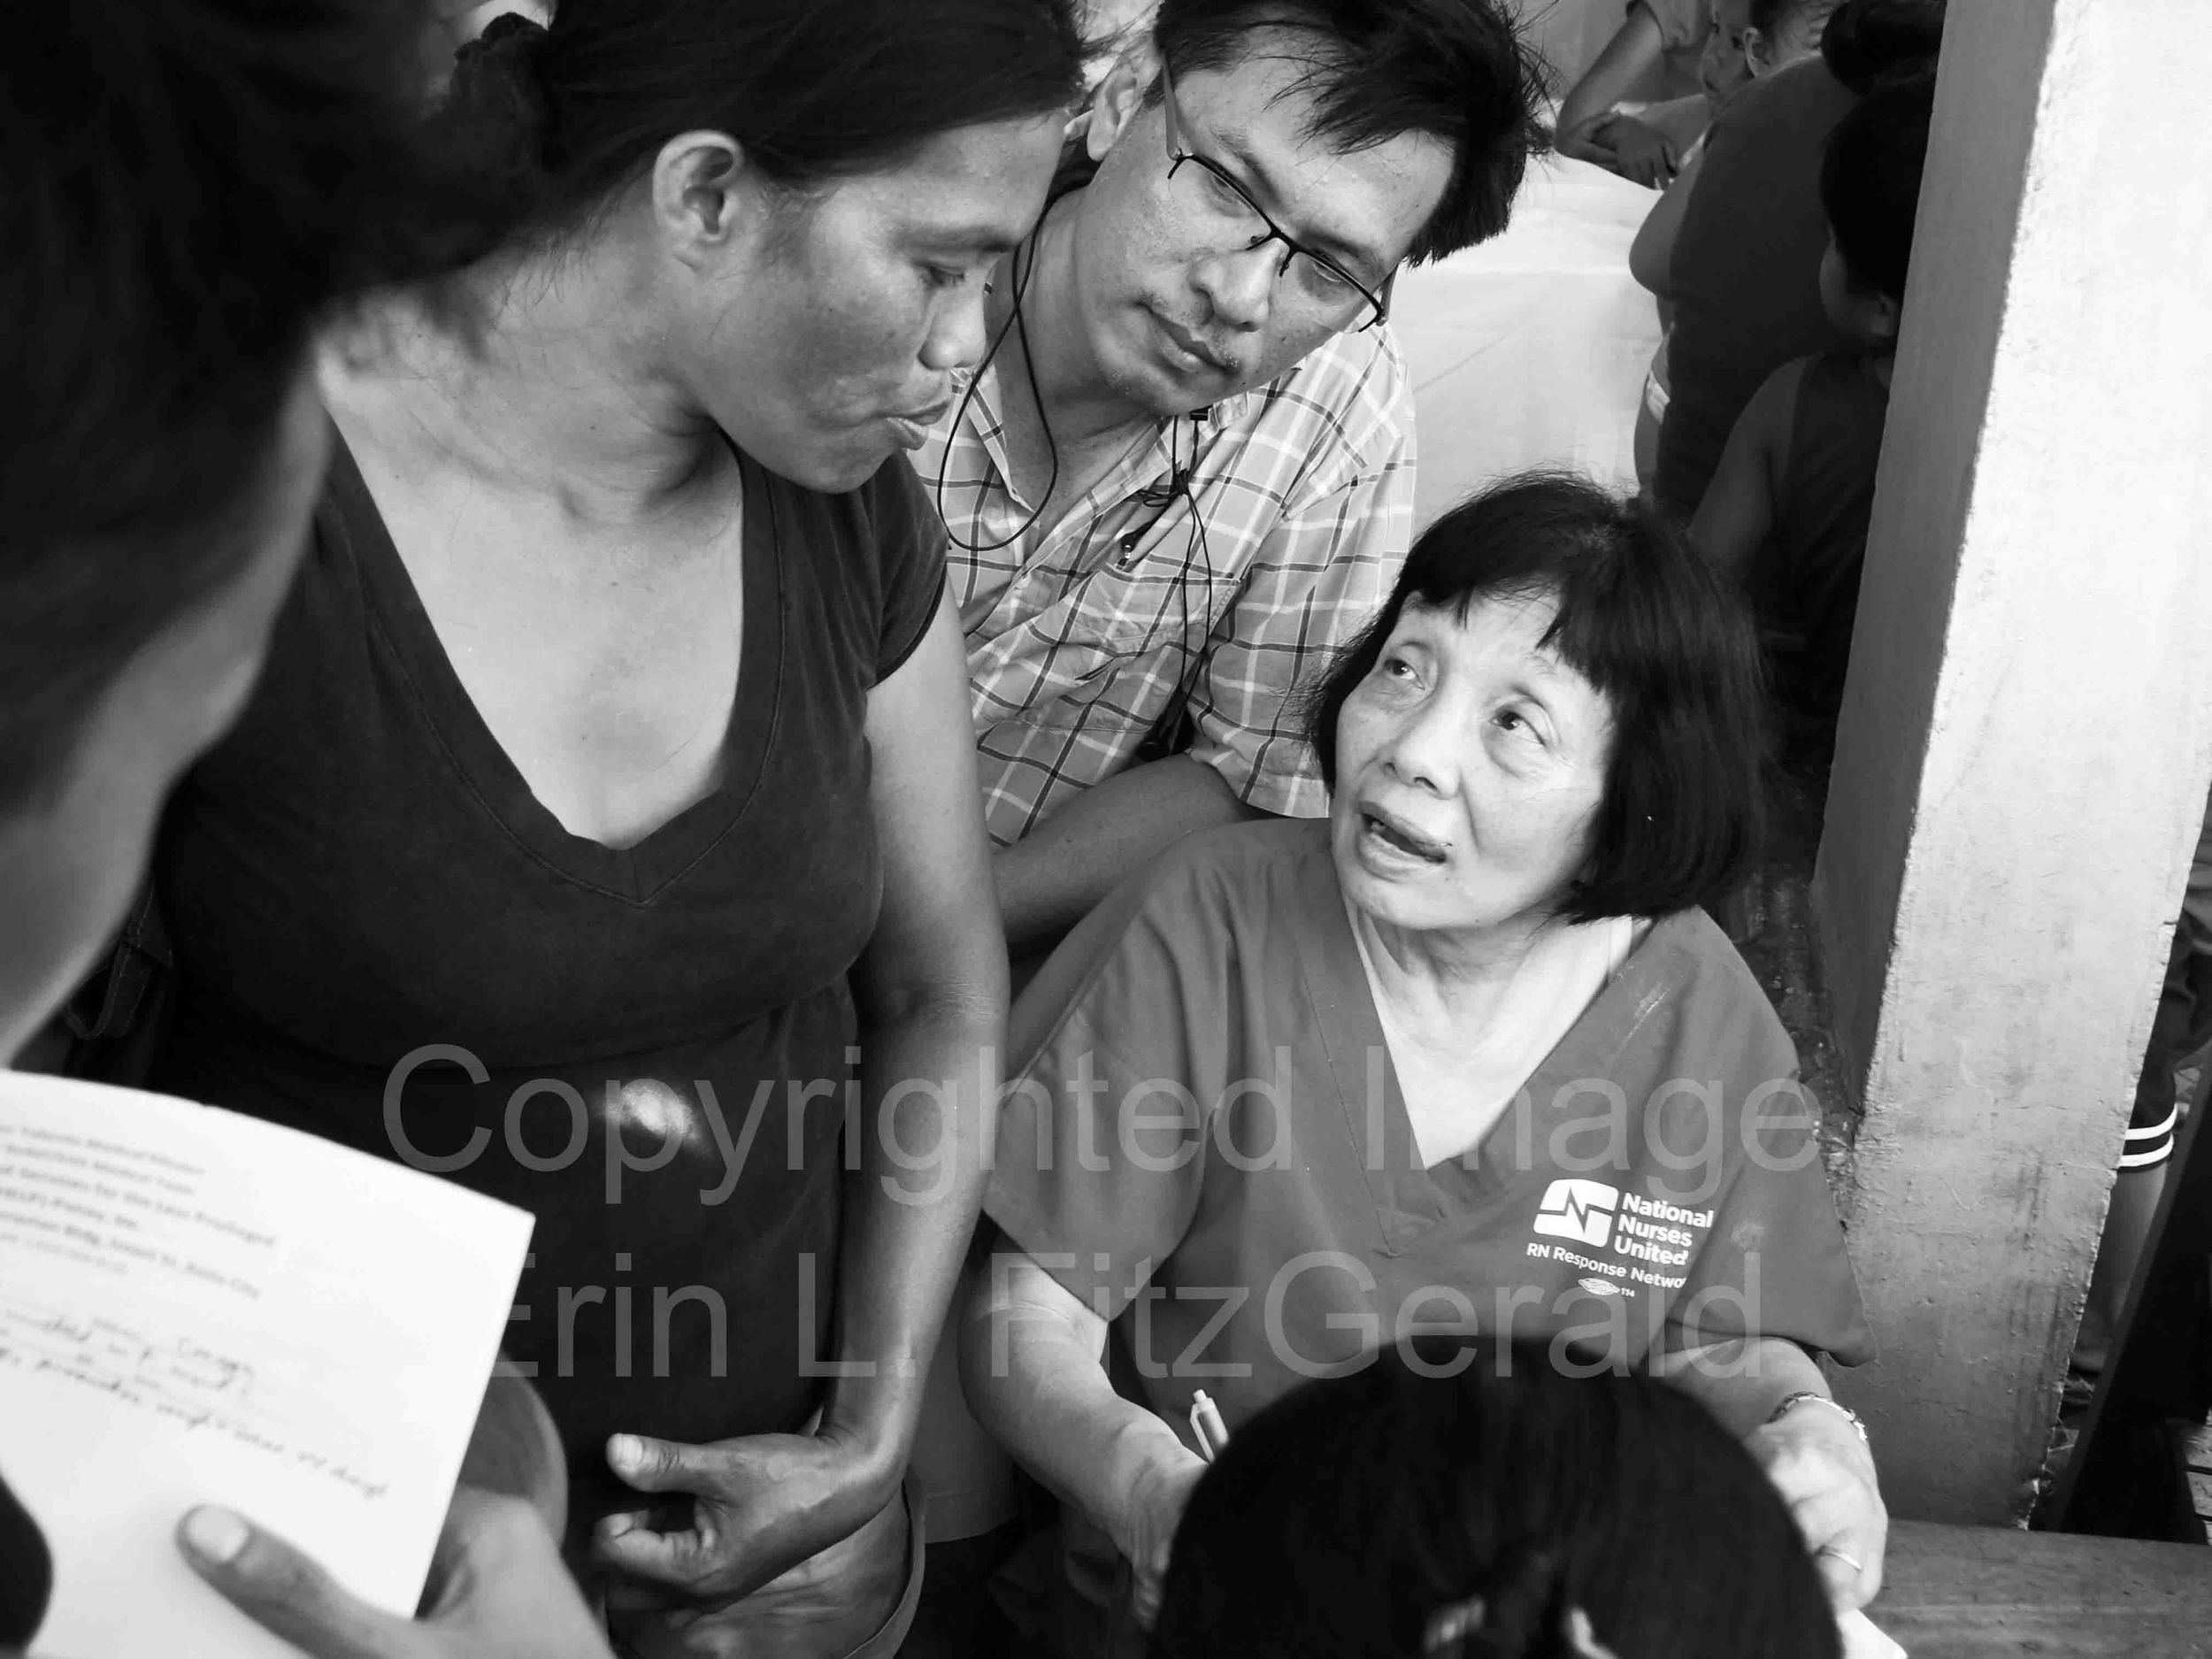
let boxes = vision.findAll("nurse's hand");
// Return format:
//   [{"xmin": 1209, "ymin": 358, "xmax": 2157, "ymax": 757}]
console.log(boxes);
[
  {"xmin": 1110, "ymin": 1446, "xmax": 1207, "ymax": 1631},
  {"xmin": 1745, "ymin": 1404, "xmax": 1886, "ymax": 1609},
  {"xmin": 178, "ymin": 1490, "xmax": 611, "ymax": 1658},
  {"xmin": 592, "ymin": 1426, "xmax": 898, "ymax": 1612}
]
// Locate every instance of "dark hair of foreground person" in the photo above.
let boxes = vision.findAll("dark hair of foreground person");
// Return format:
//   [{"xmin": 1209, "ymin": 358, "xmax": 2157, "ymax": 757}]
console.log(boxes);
[
  {"xmin": 1150, "ymin": 1340, "xmax": 1842, "ymax": 1658},
  {"xmin": 2, "ymin": 0, "xmax": 518, "ymax": 810}
]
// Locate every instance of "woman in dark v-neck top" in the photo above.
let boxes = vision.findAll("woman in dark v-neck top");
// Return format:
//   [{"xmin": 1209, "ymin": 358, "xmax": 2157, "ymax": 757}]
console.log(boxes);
[
  {"xmin": 155, "ymin": 431, "xmax": 925, "ymax": 1509},
  {"xmin": 136, "ymin": 3, "xmax": 1088, "ymax": 1647},
  {"xmin": 152, "ymin": 425, "xmax": 983, "ymax": 1659}
]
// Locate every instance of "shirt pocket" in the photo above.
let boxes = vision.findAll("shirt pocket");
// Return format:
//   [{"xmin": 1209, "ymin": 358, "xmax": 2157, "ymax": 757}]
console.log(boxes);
[
  {"xmin": 1057, "ymin": 515, "xmax": 1227, "ymax": 657},
  {"xmin": 988, "ymin": 626, "xmax": 1155, "ymax": 737}
]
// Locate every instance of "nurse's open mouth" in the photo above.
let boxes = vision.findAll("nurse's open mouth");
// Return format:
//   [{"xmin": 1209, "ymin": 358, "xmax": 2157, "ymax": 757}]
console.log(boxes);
[{"xmin": 1360, "ymin": 806, "xmax": 1448, "ymax": 864}]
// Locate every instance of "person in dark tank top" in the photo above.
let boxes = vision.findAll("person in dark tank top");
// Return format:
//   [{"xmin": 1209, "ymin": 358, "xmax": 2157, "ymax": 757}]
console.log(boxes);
[
  {"xmin": 1688, "ymin": 73, "xmax": 1933, "ymax": 775},
  {"xmin": 1651, "ymin": 0, "xmax": 1946, "ymax": 520}
]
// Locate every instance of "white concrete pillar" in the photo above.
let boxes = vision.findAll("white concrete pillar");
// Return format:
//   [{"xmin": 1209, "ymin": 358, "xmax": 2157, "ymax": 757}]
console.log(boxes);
[{"xmin": 1813, "ymin": 0, "xmax": 2212, "ymax": 1520}]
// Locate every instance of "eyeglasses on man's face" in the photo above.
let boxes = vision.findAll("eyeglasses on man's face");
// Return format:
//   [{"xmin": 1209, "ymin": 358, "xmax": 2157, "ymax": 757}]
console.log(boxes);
[{"xmin": 1157, "ymin": 62, "xmax": 1395, "ymax": 333}]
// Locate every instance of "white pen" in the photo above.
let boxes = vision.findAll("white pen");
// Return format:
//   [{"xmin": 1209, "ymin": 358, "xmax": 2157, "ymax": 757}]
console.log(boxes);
[{"xmin": 1189, "ymin": 1389, "xmax": 1231, "ymax": 1462}]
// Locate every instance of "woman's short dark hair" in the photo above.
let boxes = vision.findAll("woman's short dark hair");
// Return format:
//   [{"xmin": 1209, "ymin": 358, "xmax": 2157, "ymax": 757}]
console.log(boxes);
[
  {"xmin": 1151, "ymin": 1340, "xmax": 1841, "ymax": 1659},
  {"xmin": 1148, "ymin": 0, "xmax": 1546, "ymax": 262},
  {"xmin": 1820, "ymin": 71, "xmax": 1935, "ymax": 302},
  {"xmin": 1819, "ymin": 0, "xmax": 1945, "ymax": 96},
  {"xmin": 440, "ymin": 0, "xmax": 1088, "ymax": 240},
  {"xmin": 2, "ymin": 0, "xmax": 520, "ymax": 809},
  {"xmin": 1305, "ymin": 473, "xmax": 1767, "ymax": 923}
]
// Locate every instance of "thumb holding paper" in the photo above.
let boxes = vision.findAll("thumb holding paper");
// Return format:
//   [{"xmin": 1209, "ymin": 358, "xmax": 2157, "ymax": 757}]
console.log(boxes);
[{"xmin": 178, "ymin": 1491, "xmax": 611, "ymax": 1659}]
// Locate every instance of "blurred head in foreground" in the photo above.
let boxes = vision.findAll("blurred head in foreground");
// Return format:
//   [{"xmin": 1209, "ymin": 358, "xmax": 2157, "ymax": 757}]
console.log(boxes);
[
  {"xmin": 0, "ymin": 0, "xmax": 515, "ymax": 1061},
  {"xmin": 1150, "ymin": 1340, "xmax": 1842, "ymax": 1659}
]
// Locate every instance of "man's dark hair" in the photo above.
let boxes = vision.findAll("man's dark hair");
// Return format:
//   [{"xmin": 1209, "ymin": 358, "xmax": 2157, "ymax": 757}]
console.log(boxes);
[
  {"xmin": 1148, "ymin": 0, "xmax": 1546, "ymax": 262},
  {"xmin": 1152, "ymin": 1340, "xmax": 1842, "ymax": 1658},
  {"xmin": 2, "ymin": 0, "xmax": 521, "ymax": 808},
  {"xmin": 1820, "ymin": 0, "xmax": 1946, "ymax": 95},
  {"xmin": 1822, "ymin": 71, "xmax": 1935, "ymax": 301},
  {"xmin": 1305, "ymin": 472, "xmax": 1768, "ymax": 923},
  {"xmin": 438, "ymin": 0, "xmax": 1088, "ymax": 240}
]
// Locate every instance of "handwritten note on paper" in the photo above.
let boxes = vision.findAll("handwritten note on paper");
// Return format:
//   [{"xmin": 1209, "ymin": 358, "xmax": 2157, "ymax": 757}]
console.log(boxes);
[{"xmin": 0, "ymin": 1071, "xmax": 533, "ymax": 1657}]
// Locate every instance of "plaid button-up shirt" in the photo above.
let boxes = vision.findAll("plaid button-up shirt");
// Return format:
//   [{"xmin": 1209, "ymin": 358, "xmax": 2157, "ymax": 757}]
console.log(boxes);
[{"xmin": 911, "ymin": 326, "xmax": 1416, "ymax": 848}]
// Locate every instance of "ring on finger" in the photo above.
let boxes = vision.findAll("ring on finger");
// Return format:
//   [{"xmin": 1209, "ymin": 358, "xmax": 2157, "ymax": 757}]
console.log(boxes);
[{"xmin": 1816, "ymin": 1545, "xmax": 1864, "ymax": 1576}]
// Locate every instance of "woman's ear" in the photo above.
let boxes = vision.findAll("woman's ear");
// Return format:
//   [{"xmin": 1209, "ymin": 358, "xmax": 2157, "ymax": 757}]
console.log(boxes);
[
  {"xmin": 1868, "ymin": 290, "xmax": 1904, "ymax": 345},
  {"xmin": 1741, "ymin": 24, "xmax": 1773, "ymax": 76},
  {"xmin": 649, "ymin": 129, "xmax": 754, "ymax": 268},
  {"xmin": 1086, "ymin": 35, "xmax": 1163, "ymax": 162}
]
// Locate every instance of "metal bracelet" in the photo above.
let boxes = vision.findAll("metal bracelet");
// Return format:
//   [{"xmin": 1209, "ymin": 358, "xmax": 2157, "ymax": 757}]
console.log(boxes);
[{"xmin": 1766, "ymin": 1389, "xmax": 1870, "ymax": 1445}]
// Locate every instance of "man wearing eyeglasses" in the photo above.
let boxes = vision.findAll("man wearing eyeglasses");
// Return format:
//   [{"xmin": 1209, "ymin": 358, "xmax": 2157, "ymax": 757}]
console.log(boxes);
[{"xmin": 913, "ymin": 0, "xmax": 1541, "ymax": 964}]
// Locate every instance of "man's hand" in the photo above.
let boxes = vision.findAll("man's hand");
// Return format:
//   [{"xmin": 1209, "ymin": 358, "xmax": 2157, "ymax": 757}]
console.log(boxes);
[
  {"xmin": 1109, "ymin": 1445, "xmax": 1207, "ymax": 1631},
  {"xmin": 1594, "ymin": 114, "xmax": 1680, "ymax": 188},
  {"xmin": 177, "ymin": 1489, "xmax": 611, "ymax": 1658},
  {"xmin": 590, "ymin": 1425, "xmax": 897, "ymax": 1614},
  {"xmin": 1745, "ymin": 1404, "xmax": 1887, "ymax": 1609}
]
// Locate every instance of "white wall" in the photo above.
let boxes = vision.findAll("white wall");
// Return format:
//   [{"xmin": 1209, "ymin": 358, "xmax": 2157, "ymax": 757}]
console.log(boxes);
[{"xmin": 1816, "ymin": 0, "xmax": 2212, "ymax": 1519}]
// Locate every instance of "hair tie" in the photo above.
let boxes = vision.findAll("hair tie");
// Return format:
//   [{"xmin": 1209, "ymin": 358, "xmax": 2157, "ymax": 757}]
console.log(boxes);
[
  {"xmin": 1423, "ymin": 1594, "xmax": 1486, "ymax": 1652},
  {"xmin": 457, "ymin": 12, "xmax": 548, "ymax": 69},
  {"xmin": 447, "ymin": 12, "xmax": 555, "ymax": 182},
  {"xmin": 1563, "ymin": 1607, "xmax": 1621, "ymax": 1659},
  {"xmin": 1421, "ymin": 1594, "xmax": 1620, "ymax": 1656}
]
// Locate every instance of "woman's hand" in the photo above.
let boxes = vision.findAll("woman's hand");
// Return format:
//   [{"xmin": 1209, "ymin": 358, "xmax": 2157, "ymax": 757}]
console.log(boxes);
[
  {"xmin": 1109, "ymin": 1442, "xmax": 1208, "ymax": 1631},
  {"xmin": 178, "ymin": 1490, "xmax": 611, "ymax": 1658},
  {"xmin": 1651, "ymin": 1339, "xmax": 1886, "ymax": 1610},
  {"xmin": 1594, "ymin": 114, "xmax": 1680, "ymax": 188},
  {"xmin": 591, "ymin": 1425, "xmax": 899, "ymax": 1613},
  {"xmin": 606, "ymin": 1489, "xmax": 912, "ymax": 1658},
  {"xmin": 1745, "ymin": 1403, "xmax": 1887, "ymax": 1609},
  {"xmin": 1552, "ymin": 115, "xmax": 1622, "ymax": 169}
]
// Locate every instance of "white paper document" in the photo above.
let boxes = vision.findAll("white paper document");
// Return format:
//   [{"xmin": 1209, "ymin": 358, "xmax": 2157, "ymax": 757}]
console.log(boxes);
[
  {"xmin": 1839, "ymin": 1607, "xmax": 1908, "ymax": 1659},
  {"xmin": 0, "ymin": 1071, "xmax": 534, "ymax": 1656}
]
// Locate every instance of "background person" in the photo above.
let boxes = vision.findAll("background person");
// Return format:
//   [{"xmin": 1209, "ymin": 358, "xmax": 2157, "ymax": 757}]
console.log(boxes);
[
  {"xmin": 1552, "ymin": 0, "xmax": 1713, "ymax": 188},
  {"xmin": 913, "ymin": 0, "xmax": 1543, "ymax": 965},
  {"xmin": 1625, "ymin": 0, "xmax": 1841, "ymax": 487},
  {"xmin": 1632, "ymin": 0, "xmax": 1847, "ymax": 311},
  {"xmin": 2074, "ymin": 792, "xmax": 2212, "ymax": 1389},
  {"xmin": 3, "ymin": 0, "xmax": 611, "ymax": 1653},
  {"xmin": 1647, "ymin": 0, "xmax": 1945, "ymax": 519},
  {"xmin": 128, "ymin": 1, "xmax": 1086, "ymax": 1651},
  {"xmin": 1688, "ymin": 71, "xmax": 1932, "ymax": 775},
  {"xmin": 1149, "ymin": 1340, "xmax": 1843, "ymax": 1659},
  {"xmin": 959, "ymin": 473, "xmax": 1882, "ymax": 1656}
]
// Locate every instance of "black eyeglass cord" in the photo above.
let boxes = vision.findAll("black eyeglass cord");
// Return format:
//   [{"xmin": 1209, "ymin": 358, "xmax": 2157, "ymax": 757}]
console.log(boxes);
[
  {"xmin": 933, "ymin": 228, "xmax": 1221, "ymax": 753},
  {"xmin": 935, "ymin": 228, "xmax": 1059, "ymax": 555},
  {"xmin": 1134, "ymin": 411, "xmax": 1219, "ymax": 756}
]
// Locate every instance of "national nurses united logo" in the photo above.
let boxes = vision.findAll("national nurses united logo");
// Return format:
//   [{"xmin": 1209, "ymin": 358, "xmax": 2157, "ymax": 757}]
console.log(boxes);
[
  {"xmin": 1532, "ymin": 1179, "xmax": 1620, "ymax": 1248},
  {"xmin": 1527, "ymin": 1180, "xmax": 1717, "ymax": 1294}
]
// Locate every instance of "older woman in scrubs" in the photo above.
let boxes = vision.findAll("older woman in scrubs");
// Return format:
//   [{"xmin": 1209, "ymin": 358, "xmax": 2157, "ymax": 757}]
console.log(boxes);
[{"xmin": 959, "ymin": 473, "xmax": 1884, "ymax": 1654}]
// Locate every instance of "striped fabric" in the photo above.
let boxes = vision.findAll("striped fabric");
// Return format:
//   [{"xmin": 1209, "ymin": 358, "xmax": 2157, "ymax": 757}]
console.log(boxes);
[
  {"xmin": 2121, "ymin": 1101, "xmax": 2179, "ymax": 1169},
  {"xmin": 911, "ymin": 326, "xmax": 1416, "ymax": 848}
]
